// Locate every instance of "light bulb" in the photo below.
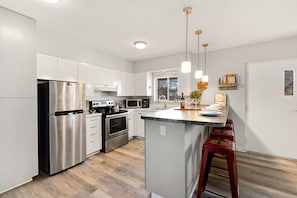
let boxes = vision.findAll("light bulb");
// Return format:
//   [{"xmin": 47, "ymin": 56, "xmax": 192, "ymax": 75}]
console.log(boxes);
[
  {"xmin": 181, "ymin": 61, "xmax": 191, "ymax": 73},
  {"xmin": 195, "ymin": 70, "xmax": 203, "ymax": 79},
  {"xmin": 202, "ymin": 75, "xmax": 208, "ymax": 82},
  {"xmin": 44, "ymin": 0, "xmax": 60, "ymax": 3},
  {"xmin": 134, "ymin": 41, "xmax": 147, "ymax": 49}
]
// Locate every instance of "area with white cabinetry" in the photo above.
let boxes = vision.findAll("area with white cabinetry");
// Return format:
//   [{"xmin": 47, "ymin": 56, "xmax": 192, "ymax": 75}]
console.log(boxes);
[
  {"xmin": 2, "ymin": 1, "xmax": 297, "ymax": 197},
  {"xmin": 0, "ymin": 7, "xmax": 38, "ymax": 193},
  {"xmin": 37, "ymin": 53, "xmax": 78, "ymax": 82},
  {"xmin": 126, "ymin": 109, "xmax": 135, "ymax": 139},
  {"xmin": 77, "ymin": 63, "xmax": 94, "ymax": 97},
  {"xmin": 37, "ymin": 52, "xmax": 138, "ymax": 98},
  {"xmin": 134, "ymin": 72, "xmax": 152, "ymax": 96},
  {"xmin": 134, "ymin": 109, "xmax": 158, "ymax": 138},
  {"xmin": 86, "ymin": 113, "xmax": 102, "ymax": 157}
]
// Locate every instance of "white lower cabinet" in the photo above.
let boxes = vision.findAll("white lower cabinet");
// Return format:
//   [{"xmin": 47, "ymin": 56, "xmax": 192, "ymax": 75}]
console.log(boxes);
[
  {"xmin": 134, "ymin": 109, "xmax": 158, "ymax": 138},
  {"xmin": 0, "ymin": 98, "xmax": 38, "ymax": 193},
  {"xmin": 86, "ymin": 113, "xmax": 102, "ymax": 157},
  {"xmin": 135, "ymin": 110, "xmax": 145, "ymax": 137},
  {"xmin": 127, "ymin": 110, "xmax": 135, "ymax": 139}
]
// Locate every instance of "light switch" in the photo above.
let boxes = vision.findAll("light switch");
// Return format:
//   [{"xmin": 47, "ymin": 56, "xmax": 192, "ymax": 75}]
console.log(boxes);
[{"xmin": 160, "ymin": 126, "xmax": 166, "ymax": 136}]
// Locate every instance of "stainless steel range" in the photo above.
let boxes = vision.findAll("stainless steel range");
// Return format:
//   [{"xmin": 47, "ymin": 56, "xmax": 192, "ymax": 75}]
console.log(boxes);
[{"xmin": 89, "ymin": 100, "xmax": 128, "ymax": 152}]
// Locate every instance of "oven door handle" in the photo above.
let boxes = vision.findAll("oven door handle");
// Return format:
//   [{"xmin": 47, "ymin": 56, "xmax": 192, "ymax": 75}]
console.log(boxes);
[{"xmin": 105, "ymin": 113, "xmax": 128, "ymax": 118}]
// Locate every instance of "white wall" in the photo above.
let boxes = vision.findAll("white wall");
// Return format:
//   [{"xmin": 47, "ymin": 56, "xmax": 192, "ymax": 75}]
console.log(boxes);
[
  {"xmin": 133, "ymin": 36, "xmax": 297, "ymax": 151},
  {"xmin": 36, "ymin": 26, "xmax": 133, "ymax": 73}
]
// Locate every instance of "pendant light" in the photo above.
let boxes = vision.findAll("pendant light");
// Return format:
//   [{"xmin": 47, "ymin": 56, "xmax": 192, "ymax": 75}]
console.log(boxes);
[
  {"xmin": 194, "ymin": 30, "xmax": 203, "ymax": 79},
  {"xmin": 202, "ymin": 43, "xmax": 209, "ymax": 82},
  {"xmin": 181, "ymin": 7, "xmax": 192, "ymax": 73}
]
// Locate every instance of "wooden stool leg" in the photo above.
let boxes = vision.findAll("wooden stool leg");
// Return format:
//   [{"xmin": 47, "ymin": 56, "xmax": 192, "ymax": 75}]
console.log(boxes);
[
  {"xmin": 197, "ymin": 148, "xmax": 209, "ymax": 198},
  {"xmin": 226, "ymin": 151, "xmax": 239, "ymax": 198}
]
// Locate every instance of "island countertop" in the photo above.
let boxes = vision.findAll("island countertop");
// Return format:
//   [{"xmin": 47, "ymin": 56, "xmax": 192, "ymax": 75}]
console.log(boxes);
[{"xmin": 141, "ymin": 105, "xmax": 229, "ymax": 127}]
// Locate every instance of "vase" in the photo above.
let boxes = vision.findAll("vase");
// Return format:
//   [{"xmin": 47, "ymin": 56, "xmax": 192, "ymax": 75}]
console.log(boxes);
[{"xmin": 191, "ymin": 98, "xmax": 200, "ymax": 108}]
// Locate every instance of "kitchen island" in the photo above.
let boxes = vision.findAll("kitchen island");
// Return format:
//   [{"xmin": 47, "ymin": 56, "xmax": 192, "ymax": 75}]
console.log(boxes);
[{"xmin": 141, "ymin": 106, "xmax": 229, "ymax": 198}]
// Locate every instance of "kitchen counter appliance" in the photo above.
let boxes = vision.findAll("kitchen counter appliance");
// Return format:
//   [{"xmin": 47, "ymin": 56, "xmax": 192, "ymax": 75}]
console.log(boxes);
[
  {"xmin": 38, "ymin": 81, "xmax": 86, "ymax": 175},
  {"xmin": 142, "ymin": 98, "xmax": 150, "ymax": 108},
  {"xmin": 125, "ymin": 99, "xmax": 142, "ymax": 108},
  {"xmin": 89, "ymin": 100, "xmax": 128, "ymax": 152}
]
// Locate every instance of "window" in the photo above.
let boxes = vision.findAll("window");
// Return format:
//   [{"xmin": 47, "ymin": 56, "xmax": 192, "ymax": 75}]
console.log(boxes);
[{"xmin": 153, "ymin": 70, "xmax": 178, "ymax": 101}]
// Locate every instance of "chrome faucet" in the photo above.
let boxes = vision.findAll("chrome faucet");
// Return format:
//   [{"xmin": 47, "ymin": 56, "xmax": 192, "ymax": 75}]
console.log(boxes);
[{"xmin": 158, "ymin": 95, "xmax": 167, "ymax": 109}]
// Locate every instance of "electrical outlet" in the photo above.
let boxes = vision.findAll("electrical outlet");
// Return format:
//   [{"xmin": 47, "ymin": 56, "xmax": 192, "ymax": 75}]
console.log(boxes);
[{"xmin": 160, "ymin": 126, "xmax": 166, "ymax": 136}]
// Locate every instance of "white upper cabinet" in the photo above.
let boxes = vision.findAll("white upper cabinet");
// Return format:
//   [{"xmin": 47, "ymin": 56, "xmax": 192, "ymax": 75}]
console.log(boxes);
[
  {"xmin": 77, "ymin": 63, "xmax": 94, "ymax": 97},
  {"xmin": 117, "ymin": 71, "xmax": 134, "ymax": 96},
  {"xmin": 134, "ymin": 72, "xmax": 152, "ymax": 96},
  {"xmin": 78, "ymin": 63, "xmax": 94, "ymax": 83},
  {"xmin": 0, "ymin": 8, "xmax": 36, "ymax": 98},
  {"xmin": 93, "ymin": 66, "xmax": 108, "ymax": 84},
  {"xmin": 106, "ymin": 68, "xmax": 118, "ymax": 86},
  {"xmin": 93, "ymin": 66, "xmax": 118, "ymax": 92},
  {"xmin": 36, "ymin": 53, "xmax": 58, "ymax": 81},
  {"xmin": 57, "ymin": 58, "xmax": 78, "ymax": 82},
  {"xmin": 0, "ymin": 6, "xmax": 38, "ymax": 193}
]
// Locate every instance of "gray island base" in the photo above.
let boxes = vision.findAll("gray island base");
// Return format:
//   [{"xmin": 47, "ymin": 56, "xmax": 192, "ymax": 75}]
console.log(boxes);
[{"xmin": 141, "ymin": 106, "xmax": 229, "ymax": 198}]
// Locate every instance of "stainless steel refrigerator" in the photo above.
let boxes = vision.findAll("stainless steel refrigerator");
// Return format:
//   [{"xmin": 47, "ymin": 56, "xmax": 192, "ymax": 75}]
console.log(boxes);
[{"xmin": 38, "ymin": 81, "xmax": 86, "ymax": 175}]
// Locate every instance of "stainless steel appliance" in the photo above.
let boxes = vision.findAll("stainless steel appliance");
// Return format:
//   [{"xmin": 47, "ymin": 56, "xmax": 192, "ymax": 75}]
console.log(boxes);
[
  {"xmin": 38, "ymin": 81, "xmax": 86, "ymax": 175},
  {"xmin": 89, "ymin": 100, "xmax": 128, "ymax": 152},
  {"xmin": 125, "ymin": 99, "xmax": 142, "ymax": 108},
  {"xmin": 142, "ymin": 98, "xmax": 150, "ymax": 108}
]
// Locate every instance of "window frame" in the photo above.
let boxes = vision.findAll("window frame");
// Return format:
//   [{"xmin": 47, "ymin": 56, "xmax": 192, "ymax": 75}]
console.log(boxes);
[{"xmin": 152, "ymin": 69, "xmax": 178, "ymax": 102}]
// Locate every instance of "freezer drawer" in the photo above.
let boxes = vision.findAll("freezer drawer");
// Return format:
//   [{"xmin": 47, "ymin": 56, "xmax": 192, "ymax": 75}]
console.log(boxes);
[{"xmin": 48, "ymin": 112, "xmax": 86, "ymax": 175}]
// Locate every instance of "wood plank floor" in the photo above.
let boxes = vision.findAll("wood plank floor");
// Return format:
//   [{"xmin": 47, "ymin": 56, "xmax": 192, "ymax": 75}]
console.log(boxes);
[{"xmin": 1, "ymin": 138, "xmax": 297, "ymax": 198}]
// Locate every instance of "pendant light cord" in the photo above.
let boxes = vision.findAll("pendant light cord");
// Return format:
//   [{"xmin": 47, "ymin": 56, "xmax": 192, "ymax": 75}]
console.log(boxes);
[
  {"xmin": 197, "ymin": 33, "xmax": 200, "ymax": 70},
  {"xmin": 185, "ymin": 13, "xmax": 189, "ymax": 60},
  {"xmin": 204, "ymin": 46, "xmax": 206, "ymax": 74},
  {"xmin": 203, "ymin": 44, "xmax": 208, "ymax": 74}
]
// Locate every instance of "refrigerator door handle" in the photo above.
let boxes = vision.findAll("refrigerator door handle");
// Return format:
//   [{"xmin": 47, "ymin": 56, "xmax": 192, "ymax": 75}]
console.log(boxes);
[{"xmin": 54, "ymin": 109, "xmax": 84, "ymax": 116}]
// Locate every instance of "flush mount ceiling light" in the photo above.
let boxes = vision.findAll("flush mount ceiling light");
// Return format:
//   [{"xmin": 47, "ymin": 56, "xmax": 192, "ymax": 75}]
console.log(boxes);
[
  {"xmin": 44, "ymin": 0, "xmax": 61, "ymax": 3},
  {"xmin": 134, "ymin": 41, "xmax": 147, "ymax": 49},
  {"xmin": 195, "ymin": 30, "xmax": 203, "ymax": 79},
  {"xmin": 202, "ymin": 43, "xmax": 209, "ymax": 82},
  {"xmin": 181, "ymin": 7, "xmax": 192, "ymax": 73}
]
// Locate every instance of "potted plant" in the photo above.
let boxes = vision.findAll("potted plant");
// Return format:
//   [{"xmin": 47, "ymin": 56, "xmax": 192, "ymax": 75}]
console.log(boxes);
[{"xmin": 190, "ymin": 89, "xmax": 202, "ymax": 108}]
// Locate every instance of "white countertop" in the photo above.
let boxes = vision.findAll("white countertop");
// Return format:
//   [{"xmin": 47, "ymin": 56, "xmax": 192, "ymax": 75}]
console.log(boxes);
[{"xmin": 86, "ymin": 112, "xmax": 102, "ymax": 117}]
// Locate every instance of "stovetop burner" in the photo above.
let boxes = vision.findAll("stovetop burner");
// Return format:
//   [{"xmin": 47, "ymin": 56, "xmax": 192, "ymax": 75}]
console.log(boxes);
[{"xmin": 89, "ymin": 100, "xmax": 127, "ymax": 115}]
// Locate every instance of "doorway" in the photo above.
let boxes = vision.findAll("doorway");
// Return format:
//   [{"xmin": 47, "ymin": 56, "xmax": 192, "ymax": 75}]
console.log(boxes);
[{"xmin": 246, "ymin": 58, "xmax": 297, "ymax": 160}]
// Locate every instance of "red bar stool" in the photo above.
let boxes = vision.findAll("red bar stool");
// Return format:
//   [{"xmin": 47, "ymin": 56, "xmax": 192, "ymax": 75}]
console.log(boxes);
[
  {"xmin": 212, "ymin": 119, "xmax": 235, "ymax": 139},
  {"xmin": 215, "ymin": 121, "xmax": 234, "ymax": 130},
  {"xmin": 210, "ymin": 128, "xmax": 235, "ymax": 141},
  {"xmin": 227, "ymin": 119, "xmax": 233, "ymax": 124},
  {"xmin": 197, "ymin": 138, "xmax": 239, "ymax": 198}
]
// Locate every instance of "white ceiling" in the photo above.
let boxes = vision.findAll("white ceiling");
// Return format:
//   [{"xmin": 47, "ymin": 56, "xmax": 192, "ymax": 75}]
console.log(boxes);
[{"xmin": 1, "ymin": 0, "xmax": 297, "ymax": 62}]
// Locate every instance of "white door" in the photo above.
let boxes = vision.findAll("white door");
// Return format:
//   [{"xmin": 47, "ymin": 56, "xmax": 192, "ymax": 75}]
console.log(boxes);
[{"xmin": 246, "ymin": 59, "xmax": 297, "ymax": 159}]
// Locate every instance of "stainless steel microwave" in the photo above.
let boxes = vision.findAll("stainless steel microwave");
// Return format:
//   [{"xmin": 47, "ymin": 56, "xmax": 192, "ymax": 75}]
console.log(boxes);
[{"xmin": 126, "ymin": 99, "xmax": 142, "ymax": 108}]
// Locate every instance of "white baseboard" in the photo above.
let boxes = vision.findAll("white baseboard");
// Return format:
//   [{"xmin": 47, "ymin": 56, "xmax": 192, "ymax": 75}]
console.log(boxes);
[
  {"xmin": 236, "ymin": 145, "xmax": 246, "ymax": 152},
  {"xmin": 151, "ymin": 192, "xmax": 164, "ymax": 198},
  {"xmin": 0, "ymin": 178, "xmax": 32, "ymax": 194}
]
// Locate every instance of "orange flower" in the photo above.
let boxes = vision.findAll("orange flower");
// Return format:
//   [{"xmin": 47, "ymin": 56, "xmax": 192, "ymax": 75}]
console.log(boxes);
[{"xmin": 197, "ymin": 81, "xmax": 208, "ymax": 91}]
